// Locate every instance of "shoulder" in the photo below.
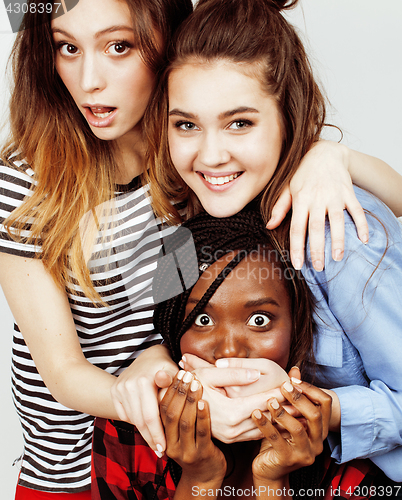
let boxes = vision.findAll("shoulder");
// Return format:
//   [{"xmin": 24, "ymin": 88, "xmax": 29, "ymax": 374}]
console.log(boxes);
[{"xmin": 0, "ymin": 156, "xmax": 35, "ymax": 196}]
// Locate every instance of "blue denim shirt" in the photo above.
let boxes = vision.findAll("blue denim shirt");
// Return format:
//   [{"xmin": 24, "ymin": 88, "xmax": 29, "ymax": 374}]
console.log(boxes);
[{"xmin": 303, "ymin": 186, "xmax": 402, "ymax": 482}]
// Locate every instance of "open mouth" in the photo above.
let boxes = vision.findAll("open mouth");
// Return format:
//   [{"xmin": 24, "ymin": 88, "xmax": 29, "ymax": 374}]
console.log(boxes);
[
  {"xmin": 201, "ymin": 172, "xmax": 243, "ymax": 186},
  {"xmin": 89, "ymin": 107, "xmax": 116, "ymax": 118}
]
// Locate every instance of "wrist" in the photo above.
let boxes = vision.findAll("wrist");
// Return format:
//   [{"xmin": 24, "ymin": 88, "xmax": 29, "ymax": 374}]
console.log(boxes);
[
  {"xmin": 253, "ymin": 476, "xmax": 290, "ymax": 499},
  {"xmin": 177, "ymin": 474, "xmax": 224, "ymax": 499}
]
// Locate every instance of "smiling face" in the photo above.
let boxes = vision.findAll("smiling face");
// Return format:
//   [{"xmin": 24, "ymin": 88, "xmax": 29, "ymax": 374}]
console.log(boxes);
[
  {"xmin": 168, "ymin": 60, "xmax": 283, "ymax": 218},
  {"xmin": 52, "ymin": 0, "xmax": 155, "ymax": 148},
  {"xmin": 180, "ymin": 252, "xmax": 292, "ymax": 368}
]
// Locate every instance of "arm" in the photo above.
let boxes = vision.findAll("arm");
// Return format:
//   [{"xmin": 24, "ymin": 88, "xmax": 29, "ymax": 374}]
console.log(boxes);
[
  {"xmin": 0, "ymin": 251, "xmax": 178, "ymax": 453},
  {"xmin": 268, "ymin": 140, "xmax": 402, "ymax": 270},
  {"xmin": 304, "ymin": 187, "xmax": 402, "ymax": 481}
]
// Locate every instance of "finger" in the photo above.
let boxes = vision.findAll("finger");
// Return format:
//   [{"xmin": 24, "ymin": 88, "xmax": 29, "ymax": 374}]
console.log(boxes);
[
  {"xmin": 155, "ymin": 369, "xmax": 174, "ymax": 389},
  {"xmin": 196, "ymin": 399, "xmax": 213, "ymax": 447},
  {"xmin": 267, "ymin": 397, "xmax": 309, "ymax": 450},
  {"xmin": 345, "ymin": 197, "xmax": 369, "ymax": 244},
  {"xmin": 163, "ymin": 372, "xmax": 194, "ymax": 445},
  {"xmin": 288, "ymin": 204, "xmax": 309, "ymax": 270},
  {"xmin": 180, "ymin": 353, "xmax": 213, "ymax": 371},
  {"xmin": 252, "ymin": 406, "xmax": 290, "ymax": 454},
  {"xmin": 307, "ymin": 208, "xmax": 326, "ymax": 272},
  {"xmin": 196, "ymin": 366, "xmax": 260, "ymax": 387},
  {"xmin": 290, "ymin": 381, "xmax": 332, "ymax": 439},
  {"xmin": 287, "ymin": 366, "xmax": 301, "ymax": 380},
  {"xmin": 327, "ymin": 208, "xmax": 345, "ymax": 262},
  {"xmin": 266, "ymin": 185, "xmax": 292, "ymax": 229},
  {"xmin": 179, "ymin": 379, "xmax": 202, "ymax": 450},
  {"xmin": 281, "ymin": 381, "xmax": 329, "ymax": 444}
]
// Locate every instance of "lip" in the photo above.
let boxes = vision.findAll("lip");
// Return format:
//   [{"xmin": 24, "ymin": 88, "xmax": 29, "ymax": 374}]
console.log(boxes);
[
  {"xmin": 83, "ymin": 105, "xmax": 118, "ymax": 128},
  {"xmin": 197, "ymin": 171, "xmax": 243, "ymax": 192}
]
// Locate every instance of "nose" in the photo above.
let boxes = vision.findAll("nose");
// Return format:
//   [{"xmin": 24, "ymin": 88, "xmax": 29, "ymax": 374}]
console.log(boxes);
[
  {"xmin": 197, "ymin": 131, "xmax": 231, "ymax": 168},
  {"xmin": 79, "ymin": 53, "xmax": 106, "ymax": 93},
  {"xmin": 213, "ymin": 333, "xmax": 249, "ymax": 360}
]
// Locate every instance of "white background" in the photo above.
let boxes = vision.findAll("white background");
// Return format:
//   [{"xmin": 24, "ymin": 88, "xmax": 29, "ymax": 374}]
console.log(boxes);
[{"xmin": 1, "ymin": 1, "xmax": 401, "ymax": 497}]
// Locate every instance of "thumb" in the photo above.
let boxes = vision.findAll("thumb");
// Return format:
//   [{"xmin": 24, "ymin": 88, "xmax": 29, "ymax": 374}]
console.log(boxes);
[
  {"xmin": 155, "ymin": 370, "xmax": 173, "ymax": 389},
  {"xmin": 266, "ymin": 185, "xmax": 292, "ymax": 229},
  {"xmin": 287, "ymin": 366, "xmax": 301, "ymax": 381}
]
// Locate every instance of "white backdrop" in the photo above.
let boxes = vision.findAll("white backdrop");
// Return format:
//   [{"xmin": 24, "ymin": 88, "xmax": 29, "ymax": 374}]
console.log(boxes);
[{"xmin": 1, "ymin": 1, "xmax": 401, "ymax": 497}]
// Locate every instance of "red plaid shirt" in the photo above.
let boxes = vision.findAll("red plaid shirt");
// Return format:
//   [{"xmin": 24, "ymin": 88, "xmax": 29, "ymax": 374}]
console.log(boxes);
[{"xmin": 92, "ymin": 418, "xmax": 383, "ymax": 500}]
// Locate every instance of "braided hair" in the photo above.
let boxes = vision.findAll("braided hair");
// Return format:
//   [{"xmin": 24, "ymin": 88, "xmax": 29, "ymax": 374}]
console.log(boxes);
[{"xmin": 153, "ymin": 207, "xmax": 315, "ymax": 374}]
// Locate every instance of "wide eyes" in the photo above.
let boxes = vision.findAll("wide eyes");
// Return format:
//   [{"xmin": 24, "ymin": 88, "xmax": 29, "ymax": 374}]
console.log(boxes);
[
  {"xmin": 194, "ymin": 313, "xmax": 214, "ymax": 327},
  {"xmin": 246, "ymin": 313, "xmax": 271, "ymax": 328},
  {"xmin": 59, "ymin": 43, "xmax": 80, "ymax": 56},
  {"xmin": 193, "ymin": 312, "xmax": 271, "ymax": 328}
]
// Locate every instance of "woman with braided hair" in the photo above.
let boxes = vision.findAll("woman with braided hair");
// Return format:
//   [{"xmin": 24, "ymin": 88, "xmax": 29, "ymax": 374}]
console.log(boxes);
[
  {"xmin": 141, "ymin": 0, "xmax": 402, "ymax": 488},
  {"xmin": 92, "ymin": 209, "xmax": 381, "ymax": 499}
]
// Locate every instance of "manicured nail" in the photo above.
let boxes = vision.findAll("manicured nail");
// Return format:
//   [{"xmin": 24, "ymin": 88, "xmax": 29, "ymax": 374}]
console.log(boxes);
[
  {"xmin": 270, "ymin": 398, "xmax": 280, "ymax": 410},
  {"xmin": 361, "ymin": 233, "xmax": 369, "ymax": 244},
  {"xmin": 333, "ymin": 249, "xmax": 343, "ymax": 262},
  {"xmin": 283, "ymin": 381, "xmax": 293, "ymax": 393},
  {"xmin": 215, "ymin": 358, "xmax": 229, "ymax": 368},
  {"xmin": 191, "ymin": 379, "xmax": 200, "ymax": 392},
  {"xmin": 314, "ymin": 260, "xmax": 323, "ymax": 272},
  {"xmin": 198, "ymin": 400, "xmax": 205, "ymax": 411},
  {"xmin": 247, "ymin": 369, "xmax": 260, "ymax": 381},
  {"xmin": 291, "ymin": 377, "xmax": 302, "ymax": 384},
  {"xmin": 183, "ymin": 371, "xmax": 193, "ymax": 383},
  {"xmin": 253, "ymin": 409, "xmax": 262, "ymax": 419},
  {"xmin": 154, "ymin": 449, "xmax": 163, "ymax": 458},
  {"xmin": 177, "ymin": 370, "xmax": 185, "ymax": 380},
  {"xmin": 293, "ymin": 258, "xmax": 302, "ymax": 270},
  {"xmin": 181, "ymin": 355, "xmax": 187, "ymax": 363},
  {"xmin": 156, "ymin": 444, "xmax": 163, "ymax": 453},
  {"xmin": 178, "ymin": 360, "xmax": 184, "ymax": 369}
]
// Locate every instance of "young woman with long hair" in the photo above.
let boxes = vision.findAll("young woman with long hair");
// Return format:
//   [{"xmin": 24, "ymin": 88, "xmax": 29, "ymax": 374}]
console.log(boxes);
[
  {"xmin": 144, "ymin": 0, "xmax": 402, "ymax": 486},
  {"xmin": 1, "ymin": 0, "xmax": 401, "ymax": 497}
]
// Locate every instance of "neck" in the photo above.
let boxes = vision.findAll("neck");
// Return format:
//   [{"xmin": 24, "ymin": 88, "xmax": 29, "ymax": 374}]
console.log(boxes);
[{"xmin": 113, "ymin": 129, "xmax": 146, "ymax": 185}]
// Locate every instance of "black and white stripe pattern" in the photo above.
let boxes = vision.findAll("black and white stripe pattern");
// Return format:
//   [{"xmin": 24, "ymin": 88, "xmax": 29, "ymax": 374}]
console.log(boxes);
[{"xmin": 0, "ymin": 161, "xmax": 176, "ymax": 492}]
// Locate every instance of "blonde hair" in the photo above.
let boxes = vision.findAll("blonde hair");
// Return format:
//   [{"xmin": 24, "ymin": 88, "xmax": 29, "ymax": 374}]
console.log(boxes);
[{"xmin": 2, "ymin": 0, "xmax": 192, "ymax": 301}]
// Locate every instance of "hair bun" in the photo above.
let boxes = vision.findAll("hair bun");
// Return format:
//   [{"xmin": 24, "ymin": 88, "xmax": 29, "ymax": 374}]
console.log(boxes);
[{"xmin": 269, "ymin": 0, "xmax": 299, "ymax": 11}]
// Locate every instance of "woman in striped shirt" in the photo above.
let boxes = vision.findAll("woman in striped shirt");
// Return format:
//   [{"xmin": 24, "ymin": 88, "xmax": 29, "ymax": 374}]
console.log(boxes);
[{"xmin": 0, "ymin": 0, "xmax": 398, "ymax": 497}]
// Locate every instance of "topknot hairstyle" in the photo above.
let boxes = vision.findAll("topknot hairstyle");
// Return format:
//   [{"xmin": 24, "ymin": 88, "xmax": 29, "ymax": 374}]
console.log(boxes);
[{"xmin": 153, "ymin": 208, "xmax": 315, "ymax": 373}]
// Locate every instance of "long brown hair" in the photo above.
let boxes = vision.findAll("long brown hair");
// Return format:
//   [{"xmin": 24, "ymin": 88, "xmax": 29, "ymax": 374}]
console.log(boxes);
[
  {"xmin": 1, "ymin": 0, "xmax": 192, "ymax": 300},
  {"xmin": 146, "ymin": 0, "xmax": 326, "ymax": 225}
]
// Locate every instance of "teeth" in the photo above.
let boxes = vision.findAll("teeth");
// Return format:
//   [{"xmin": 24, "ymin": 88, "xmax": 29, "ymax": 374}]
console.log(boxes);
[
  {"xmin": 92, "ymin": 110, "xmax": 113, "ymax": 118},
  {"xmin": 203, "ymin": 173, "xmax": 240, "ymax": 185}
]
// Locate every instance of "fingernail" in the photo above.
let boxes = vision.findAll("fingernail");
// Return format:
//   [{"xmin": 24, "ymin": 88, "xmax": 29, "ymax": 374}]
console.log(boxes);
[
  {"xmin": 333, "ymin": 249, "xmax": 343, "ymax": 262},
  {"xmin": 270, "ymin": 398, "xmax": 280, "ymax": 410},
  {"xmin": 178, "ymin": 360, "xmax": 184, "ymax": 369},
  {"xmin": 283, "ymin": 381, "xmax": 293, "ymax": 392},
  {"xmin": 361, "ymin": 233, "xmax": 369, "ymax": 244},
  {"xmin": 247, "ymin": 369, "xmax": 260, "ymax": 381},
  {"xmin": 198, "ymin": 400, "xmax": 205, "ymax": 411},
  {"xmin": 293, "ymin": 258, "xmax": 302, "ymax": 270},
  {"xmin": 291, "ymin": 377, "xmax": 302, "ymax": 384},
  {"xmin": 314, "ymin": 260, "xmax": 323, "ymax": 272},
  {"xmin": 253, "ymin": 409, "xmax": 262, "ymax": 419},
  {"xmin": 177, "ymin": 370, "xmax": 185, "ymax": 380},
  {"xmin": 183, "ymin": 371, "xmax": 193, "ymax": 383},
  {"xmin": 156, "ymin": 443, "xmax": 163, "ymax": 453},
  {"xmin": 215, "ymin": 359, "xmax": 228, "ymax": 368},
  {"xmin": 182, "ymin": 355, "xmax": 187, "ymax": 363},
  {"xmin": 191, "ymin": 379, "xmax": 200, "ymax": 392},
  {"xmin": 154, "ymin": 450, "xmax": 163, "ymax": 458}
]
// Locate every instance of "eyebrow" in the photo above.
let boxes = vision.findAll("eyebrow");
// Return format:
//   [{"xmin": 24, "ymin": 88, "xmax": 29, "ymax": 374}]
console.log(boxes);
[
  {"xmin": 169, "ymin": 106, "xmax": 259, "ymax": 120},
  {"xmin": 186, "ymin": 297, "xmax": 280, "ymax": 308},
  {"xmin": 52, "ymin": 25, "xmax": 134, "ymax": 41}
]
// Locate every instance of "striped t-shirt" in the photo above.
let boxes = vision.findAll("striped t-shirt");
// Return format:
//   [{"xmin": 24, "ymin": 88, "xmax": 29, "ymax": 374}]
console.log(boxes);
[{"xmin": 0, "ymin": 159, "xmax": 177, "ymax": 493}]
